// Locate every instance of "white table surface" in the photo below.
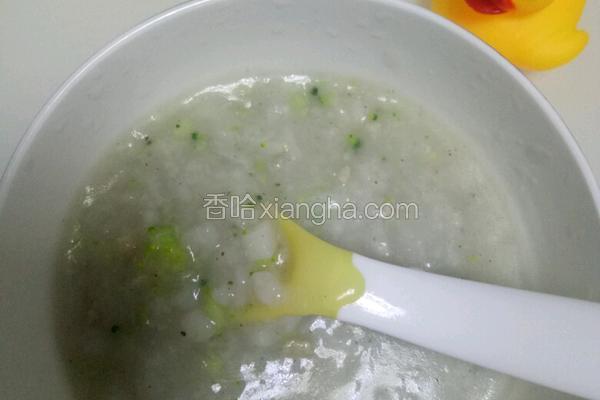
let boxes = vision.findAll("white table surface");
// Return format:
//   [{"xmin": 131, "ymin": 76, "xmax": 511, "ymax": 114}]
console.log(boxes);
[{"xmin": 1, "ymin": 0, "xmax": 599, "ymax": 182}]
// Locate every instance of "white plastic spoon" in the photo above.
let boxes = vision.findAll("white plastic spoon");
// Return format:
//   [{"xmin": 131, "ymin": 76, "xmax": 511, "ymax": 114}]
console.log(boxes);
[{"xmin": 242, "ymin": 220, "xmax": 600, "ymax": 399}]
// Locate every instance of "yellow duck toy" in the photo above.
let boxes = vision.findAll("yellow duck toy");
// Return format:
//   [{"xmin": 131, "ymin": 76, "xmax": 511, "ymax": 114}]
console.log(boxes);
[{"xmin": 431, "ymin": 0, "xmax": 588, "ymax": 70}]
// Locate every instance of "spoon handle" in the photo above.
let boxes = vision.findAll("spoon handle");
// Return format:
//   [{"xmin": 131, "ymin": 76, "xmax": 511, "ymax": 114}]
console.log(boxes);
[{"xmin": 338, "ymin": 254, "xmax": 600, "ymax": 399}]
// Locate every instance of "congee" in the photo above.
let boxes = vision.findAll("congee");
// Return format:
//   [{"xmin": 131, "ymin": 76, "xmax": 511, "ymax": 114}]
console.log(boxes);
[{"xmin": 56, "ymin": 75, "xmax": 549, "ymax": 399}]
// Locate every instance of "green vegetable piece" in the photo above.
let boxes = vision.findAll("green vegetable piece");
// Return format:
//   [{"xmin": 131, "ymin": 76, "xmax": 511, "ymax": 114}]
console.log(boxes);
[
  {"xmin": 368, "ymin": 112, "xmax": 379, "ymax": 121},
  {"xmin": 250, "ymin": 253, "xmax": 279, "ymax": 274},
  {"xmin": 318, "ymin": 92, "xmax": 333, "ymax": 106},
  {"xmin": 253, "ymin": 159, "xmax": 268, "ymax": 183},
  {"xmin": 347, "ymin": 133, "xmax": 362, "ymax": 150},
  {"xmin": 298, "ymin": 85, "xmax": 333, "ymax": 106},
  {"xmin": 203, "ymin": 353, "xmax": 225, "ymax": 378},
  {"xmin": 190, "ymin": 131, "xmax": 207, "ymax": 148},
  {"xmin": 467, "ymin": 254, "xmax": 480, "ymax": 264},
  {"xmin": 289, "ymin": 91, "xmax": 309, "ymax": 115},
  {"xmin": 139, "ymin": 225, "xmax": 187, "ymax": 273},
  {"xmin": 311, "ymin": 84, "xmax": 334, "ymax": 106},
  {"xmin": 202, "ymin": 288, "xmax": 232, "ymax": 334},
  {"xmin": 172, "ymin": 119, "xmax": 194, "ymax": 137}
]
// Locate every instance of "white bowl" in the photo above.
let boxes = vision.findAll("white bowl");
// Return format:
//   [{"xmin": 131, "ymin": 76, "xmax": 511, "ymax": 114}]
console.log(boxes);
[{"xmin": 1, "ymin": 0, "xmax": 599, "ymax": 398}]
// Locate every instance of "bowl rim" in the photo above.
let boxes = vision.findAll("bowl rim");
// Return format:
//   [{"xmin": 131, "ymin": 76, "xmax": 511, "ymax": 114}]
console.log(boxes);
[{"xmin": 1, "ymin": 0, "xmax": 599, "ymax": 217}]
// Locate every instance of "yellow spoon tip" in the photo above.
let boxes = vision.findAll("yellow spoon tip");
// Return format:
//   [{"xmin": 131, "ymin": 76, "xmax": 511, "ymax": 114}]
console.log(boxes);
[{"xmin": 240, "ymin": 219, "xmax": 365, "ymax": 323}]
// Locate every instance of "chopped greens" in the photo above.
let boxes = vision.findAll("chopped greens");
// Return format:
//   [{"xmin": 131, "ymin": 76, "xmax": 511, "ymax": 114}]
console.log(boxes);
[
  {"xmin": 201, "ymin": 288, "xmax": 232, "ymax": 334},
  {"xmin": 190, "ymin": 131, "xmax": 207, "ymax": 148},
  {"xmin": 347, "ymin": 133, "xmax": 362, "ymax": 150},
  {"xmin": 467, "ymin": 254, "xmax": 481, "ymax": 264},
  {"xmin": 289, "ymin": 91, "xmax": 309, "ymax": 115},
  {"xmin": 203, "ymin": 353, "xmax": 225, "ymax": 379},
  {"xmin": 309, "ymin": 84, "xmax": 333, "ymax": 106},
  {"xmin": 139, "ymin": 225, "xmax": 187, "ymax": 274},
  {"xmin": 250, "ymin": 253, "xmax": 279, "ymax": 275}
]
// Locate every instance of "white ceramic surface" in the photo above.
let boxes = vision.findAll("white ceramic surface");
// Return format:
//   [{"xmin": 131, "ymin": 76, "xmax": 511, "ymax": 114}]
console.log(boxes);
[
  {"xmin": 1, "ymin": 0, "xmax": 599, "ymax": 399},
  {"xmin": 2, "ymin": 1, "xmax": 600, "ymax": 179}
]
